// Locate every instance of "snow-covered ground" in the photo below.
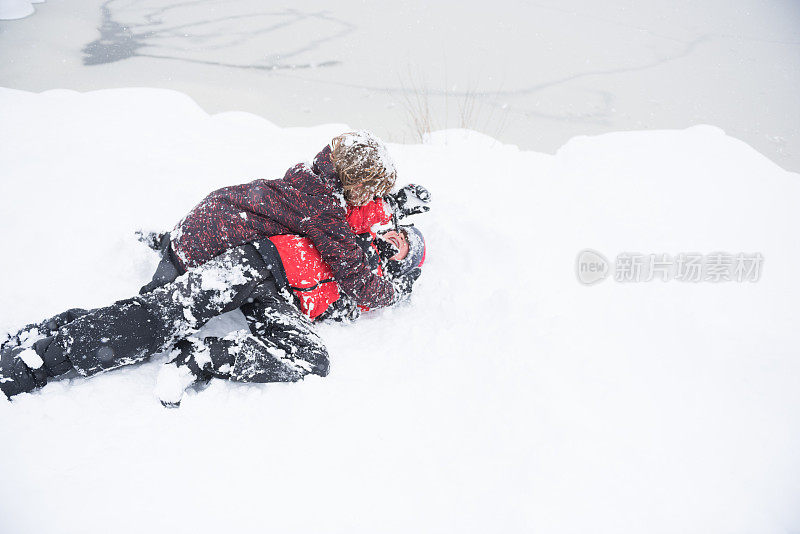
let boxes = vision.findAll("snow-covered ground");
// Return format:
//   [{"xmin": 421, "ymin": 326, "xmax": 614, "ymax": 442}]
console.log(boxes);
[
  {"xmin": 1, "ymin": 0, "xmax": 799, "ymax": 171},
  {"xmin": 1, "ymin": 87, "xmax": 799, "ymax": 533}
]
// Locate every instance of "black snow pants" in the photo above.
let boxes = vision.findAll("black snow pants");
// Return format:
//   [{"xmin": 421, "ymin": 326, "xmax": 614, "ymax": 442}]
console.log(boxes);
[{"xmin": 0, "ymin": 237, "xmax": 330, "ymax": 399}]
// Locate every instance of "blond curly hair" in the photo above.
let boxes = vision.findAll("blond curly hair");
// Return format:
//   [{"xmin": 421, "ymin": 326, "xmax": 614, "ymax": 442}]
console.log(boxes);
[{"xmin": 330, "ymin": 130, "xmax": 397, "ymax": 206}]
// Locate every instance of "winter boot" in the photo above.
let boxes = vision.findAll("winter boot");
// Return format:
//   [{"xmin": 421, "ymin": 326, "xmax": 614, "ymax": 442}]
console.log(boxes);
[
  {"xmin": 154, "ymin": 338, "xmax": 234, "ymax": 408},
  {"xmin": 0, "ymin": 335, "xmax": 75, "ymax": 400},
  {"xmin": 0, "ymin": 345, "xmax": 48, "ymax": 399},
  {"xmin": 154, "ymin": 360, "xmax": 200, "ymax": 408}
]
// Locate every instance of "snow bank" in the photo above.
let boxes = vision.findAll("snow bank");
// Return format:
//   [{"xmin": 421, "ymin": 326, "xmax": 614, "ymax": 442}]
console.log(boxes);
[
  {"xmin": 0, "ymin": 0, "xmax": 43, "ymax": 21},
  {"xmin": 0, "ymin": 87, "xmax": 799, "ymax": 534}
]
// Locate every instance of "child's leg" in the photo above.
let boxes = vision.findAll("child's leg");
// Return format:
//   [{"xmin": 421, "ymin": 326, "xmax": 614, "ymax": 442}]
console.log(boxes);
[
  {"xmin": 2, "ymin": 308, "xmax": 89, "ymax": 353},
  {"xmin": 155, "ymin": 288, "xmax": 330, "ymax": 406},
  {"xmin": 58, "ymin": 244, "xmax": 271, "ymax": 377},
  {"xmin": 236, "ymin": 293, "xmax": 330, "ymax": 381},
  {"xmin": 1, "ymin": 243, "xmax": 272, "ymax": 399},
  {"xmin": 165, "ymin": 295, "xmax": 329, "ymax": 383},
  {"xmin": 0, "ymin": 309, "xmax": 89, "ymax": 398}
]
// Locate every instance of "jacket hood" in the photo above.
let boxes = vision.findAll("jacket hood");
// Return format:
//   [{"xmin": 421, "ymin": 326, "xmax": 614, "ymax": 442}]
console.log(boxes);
[
  {"xmin": 387, "ymin": 225, "xmax": 426, "ymax": 276},
  {"xmin": 312, "ymin": 145, "xmax": 342, "ymax": 194}
]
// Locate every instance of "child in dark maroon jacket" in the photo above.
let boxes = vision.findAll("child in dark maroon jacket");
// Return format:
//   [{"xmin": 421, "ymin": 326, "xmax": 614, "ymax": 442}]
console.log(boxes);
[
  {"xmin": 171, "ymin": 130, "xmax": 401, "ymax": 309},
  {"xmin": 0, "ymin": 132, "xmax": 426, "ymax": 405}
]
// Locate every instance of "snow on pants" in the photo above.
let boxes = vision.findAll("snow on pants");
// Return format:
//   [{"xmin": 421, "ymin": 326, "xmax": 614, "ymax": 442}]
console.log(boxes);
[
  {"xmin": 45, "ymin": 243, "xmax": 268, "ymax": 377},
  {"xmin": 48, "ymin": 242, "xmax": 328, "ymax": 382},
  {"xmin": 1, "ymin": 240, "xmax": 330, "ymax": 400},
  {"xmin": 171, "ymin": 284, "xmax": 330, "ymax": 383}
]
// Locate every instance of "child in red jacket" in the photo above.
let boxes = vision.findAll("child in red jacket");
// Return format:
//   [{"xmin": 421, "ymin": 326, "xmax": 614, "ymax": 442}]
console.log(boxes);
[
  {"xmin": 153, "ymin": 217, "xmax": 427, "ymax": 406},
  {"xmin": 152, "ymin": 186, "xmax": 429, "ymax": 405}
]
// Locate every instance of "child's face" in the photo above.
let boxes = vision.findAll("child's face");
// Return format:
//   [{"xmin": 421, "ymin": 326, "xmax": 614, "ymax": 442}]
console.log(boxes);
[{"xmin": 381, "ymin": 230, "xmax": 409, "ymax": 260}]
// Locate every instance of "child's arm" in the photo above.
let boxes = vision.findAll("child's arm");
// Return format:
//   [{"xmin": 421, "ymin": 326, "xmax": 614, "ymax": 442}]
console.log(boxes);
[{"xmin": 301, "ymin": 210, "xmax": 395, "ymax": 309}]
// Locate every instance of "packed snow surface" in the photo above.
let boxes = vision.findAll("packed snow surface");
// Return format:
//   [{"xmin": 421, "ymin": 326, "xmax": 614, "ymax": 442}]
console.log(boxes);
[{"xmin": 1, "ymin": 87, "xmax": 799, "ymax": 533}]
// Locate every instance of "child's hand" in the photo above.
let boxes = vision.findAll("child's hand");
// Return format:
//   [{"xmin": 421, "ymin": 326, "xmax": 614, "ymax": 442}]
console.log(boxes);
[
  {"xmin": 386, "ymin": 184, "xmax": 432, "ymax": 222},
  {"xmin": 389, "ymin": 267, "xmax": 422, "ymax": 303}
]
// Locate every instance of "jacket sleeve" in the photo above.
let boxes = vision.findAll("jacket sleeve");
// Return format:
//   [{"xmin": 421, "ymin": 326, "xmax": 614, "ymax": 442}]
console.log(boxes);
[{"xmin": 301, "ymin": 210, "xmax": 396, "ymax": 309}]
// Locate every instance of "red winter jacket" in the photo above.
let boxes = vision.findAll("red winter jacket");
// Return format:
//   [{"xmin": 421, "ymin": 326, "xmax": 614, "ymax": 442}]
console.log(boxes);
[
  {"xmin": 170, "ymin": 146, "xmax": 395, "ymax": 309},
  {"xmin": 270, "ymin": 199, "xmax": 392, "ymax": 320}
]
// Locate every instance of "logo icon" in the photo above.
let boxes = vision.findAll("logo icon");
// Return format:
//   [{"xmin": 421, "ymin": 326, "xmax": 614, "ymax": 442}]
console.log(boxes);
[{"xmin": 576, "ymin": 249, "xmax": 610, "ymax": 285}]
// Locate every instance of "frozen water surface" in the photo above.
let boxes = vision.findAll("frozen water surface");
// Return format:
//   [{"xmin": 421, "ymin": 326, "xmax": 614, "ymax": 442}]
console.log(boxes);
[{"xmin": 1, "ymin": 0, "xmax": 799, "ymax": 170}]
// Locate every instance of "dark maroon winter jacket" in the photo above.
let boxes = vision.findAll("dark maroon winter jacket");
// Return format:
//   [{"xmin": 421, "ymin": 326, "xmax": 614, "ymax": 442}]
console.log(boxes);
[{"xmin": 170, "ymin": 146, "xmax": 396, "ymax": 309}]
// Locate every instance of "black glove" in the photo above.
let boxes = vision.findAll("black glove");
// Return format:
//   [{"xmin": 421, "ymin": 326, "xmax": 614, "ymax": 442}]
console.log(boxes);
[
  {"xmin": 318, "ymin": 295, "xmax": 361, "ymax": 322},
  {"xmin": 385, "ymin": 184, "xmax": 431, "ymax": 223},
  {"xmin": 390, "ymin": 267, "xmax": 422, "ymax": 303},
  {"xmin": 135, "ymin": 230, "xmax": 167, "ymax": 251},
  {"xmin": 375, "ymin": 235, "xmax": 400, "ymax": 260}
]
